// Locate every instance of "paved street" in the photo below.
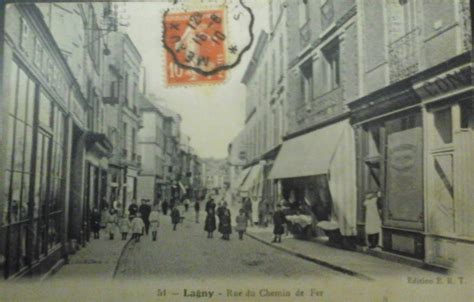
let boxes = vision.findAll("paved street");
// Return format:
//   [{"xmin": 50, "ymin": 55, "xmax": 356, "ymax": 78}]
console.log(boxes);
[{"xmin": 114, "ymin": 206, "xmax": 344, "ymax": 280}]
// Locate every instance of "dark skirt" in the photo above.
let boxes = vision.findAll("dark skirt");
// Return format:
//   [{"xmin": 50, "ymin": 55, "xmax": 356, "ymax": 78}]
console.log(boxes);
[
  {"xmin": 219, "ymin": 222, "xmax": 232, "ymax": 235},
  {"xmin": 273, "ymin": 224, "xmax": 284, "ymax": 235},
  {"xmin": 204, "ymin": 216, "xmax": 216, "ymax": 232}
]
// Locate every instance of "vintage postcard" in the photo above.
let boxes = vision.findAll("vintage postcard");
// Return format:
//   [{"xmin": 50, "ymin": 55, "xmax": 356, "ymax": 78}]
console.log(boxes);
[{"xmin": 0, "ymin": 0, "xmax": 473, "ymax": 301}]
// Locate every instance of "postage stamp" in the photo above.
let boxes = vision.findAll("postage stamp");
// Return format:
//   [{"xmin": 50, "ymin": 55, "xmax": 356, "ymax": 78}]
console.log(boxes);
[{"xmin": 163, "ymin": 0, "xmax": 254, "ymax": 86}]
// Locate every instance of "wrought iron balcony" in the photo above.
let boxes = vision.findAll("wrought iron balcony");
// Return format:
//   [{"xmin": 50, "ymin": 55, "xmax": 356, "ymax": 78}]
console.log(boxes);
[
  {"xmin": 388, "ymin": 28, "xmax": 420, "ymax": 83},
  {"xmin": 290, "ymin": 86, "xmax": 345, "ymax": 133}
]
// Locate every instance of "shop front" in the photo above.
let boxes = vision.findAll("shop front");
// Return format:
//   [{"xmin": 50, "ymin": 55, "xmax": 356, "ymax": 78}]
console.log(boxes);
[
  {"xmin": 269, "ymin": 119, "xmax": 357, "ymax": 244},
  {"xmin": 82, "ymin": 134, "xmax": 112, "ymax": 244},
  {"xmin": 414, "ymin": 55, "xmax": 473, "ymax": 272},
  {"xmin": 239, "ymin": 163, "xmax": 264, "ymax": 223},
  {"xmin": 1, "ymin": 4, "xmax": 77, "ymax": 279},
  {"xmin": 350, "ymin": 53, "xmax": 473, "ymax": 268}
]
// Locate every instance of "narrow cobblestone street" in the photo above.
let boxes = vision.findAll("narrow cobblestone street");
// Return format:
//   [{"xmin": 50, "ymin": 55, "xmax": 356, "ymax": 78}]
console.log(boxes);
[{"xmin": 114, "ymin": 206, "xmax": 344, "ymax": 280}]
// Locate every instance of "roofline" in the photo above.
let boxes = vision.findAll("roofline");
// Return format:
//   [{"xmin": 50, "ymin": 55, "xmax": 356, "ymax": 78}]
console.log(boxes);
[{"xmin": 241, "ymin": 30, "xmax": 268, "ymax": 85}]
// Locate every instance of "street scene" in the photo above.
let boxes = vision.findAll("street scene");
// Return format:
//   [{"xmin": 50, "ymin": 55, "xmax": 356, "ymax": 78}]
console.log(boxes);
[{"xmin": 0, "ymin": 0, "xmax": 473, "ymax": 301}]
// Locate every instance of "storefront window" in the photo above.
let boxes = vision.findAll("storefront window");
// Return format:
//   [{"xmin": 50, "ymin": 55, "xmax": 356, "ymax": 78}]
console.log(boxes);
[{"xmin": 39, "ymin": 91, "xmax": 52, "ymax": 128}]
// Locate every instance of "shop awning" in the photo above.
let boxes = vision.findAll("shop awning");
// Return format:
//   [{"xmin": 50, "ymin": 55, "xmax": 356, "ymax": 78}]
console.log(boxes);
[
  {"xmin": 269, "ymin": 120, "xmax": 347, "ymax": 179},
  {"xmin": 240, "ymin": 164, "xmax": 263, "ymax": 192},
  {"xmin": 235, "ymin": 167, "xmax": 252, "ymax": 189}
]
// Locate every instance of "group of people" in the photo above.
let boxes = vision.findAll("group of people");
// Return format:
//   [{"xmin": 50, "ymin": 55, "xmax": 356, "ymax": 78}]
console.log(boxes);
[
  {"xmin": 90, "ymin": 195, "xmax": 289, "ymax": 244},
  {"xmin": 90, "ymin": 200, "xmax": 161, "ymax": 243},
  {"xmin": 203, "ymin": 199, "xmax": 234, "ymax": 240},
  {"xmin": 202, "ymin": 196, "xmax": 288, "ymax": 243}
]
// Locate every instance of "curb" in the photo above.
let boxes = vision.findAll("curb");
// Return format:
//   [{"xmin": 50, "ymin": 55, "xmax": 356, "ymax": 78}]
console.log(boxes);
[
  {"xmin": 245, "ymin": 232, "xmax": 373, "ymax": 281},
  {"xmin": 112, "ymin": 237, "xmax": 133, "ymax": 279},
  {"xmin": 40, "ymin": 258, "xmax": 66, "ymax": 282}
]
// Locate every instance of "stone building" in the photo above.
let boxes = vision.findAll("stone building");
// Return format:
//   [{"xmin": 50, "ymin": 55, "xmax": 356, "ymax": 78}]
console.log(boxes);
[
  {"xmin": 238, "ymin": 0, "xmax": 472, "ymax": 271},
  {"xmin": 269, "ymin": 0, "xmax": 359, "ymax": 244},
  {"xmin": 349, "ymin": 0, "xmax": 472, "ymax": 271},
  {"xmin": 136, "ymin": 94, "xmax": 166, "ymax": 205},
  {"xmin": 103, "ymin": 31, "xmax": 142, "ymax": 213}
]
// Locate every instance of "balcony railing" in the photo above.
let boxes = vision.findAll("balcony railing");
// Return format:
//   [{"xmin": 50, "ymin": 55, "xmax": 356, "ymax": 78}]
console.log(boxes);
[
  {"xmin": 290, "ymin": 86, "xmax": 345, "ymax": 133},
  {"xmin": 388, "ymin": 28, "xmax": 420, "ymax": 83}
]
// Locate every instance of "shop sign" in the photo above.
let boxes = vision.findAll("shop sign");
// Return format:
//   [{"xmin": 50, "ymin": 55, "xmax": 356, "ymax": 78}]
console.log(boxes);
[{"xmin": 414, "ymin": 66, "xmax": 471, "ymax": 99}]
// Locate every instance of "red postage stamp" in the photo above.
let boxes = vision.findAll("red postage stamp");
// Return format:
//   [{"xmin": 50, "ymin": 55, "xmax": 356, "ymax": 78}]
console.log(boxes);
[{"xmin": 164, "ymin": 10, "xmax": 227, "ymax": 86}]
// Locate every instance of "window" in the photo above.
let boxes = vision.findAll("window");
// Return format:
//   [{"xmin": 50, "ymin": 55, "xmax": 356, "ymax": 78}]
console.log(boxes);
[
  {"xmin": 323, "ymin": 40, "xmax": 340, "ymax": 91},
  {"xmin": 298, "ymin": 0, "xmax": 309, "ymax": 28},
  {"xmin": 20, "ymin": 18, "xmax": 29, "ymax": 51},
  {"xmin": 124, "ymin": 74, "xmax": 129, "ymax": 105},
  {"xmin": 132, "ymin": 128, "xmax": 136, "ymax": 158},
  {"xmin": 300, "ymin": 59, "xmax": 313, "ymax": 105},
  {"xmin": 34, "ymin": 38, "xmax": 43, "ymax": 67},
  {"xmin": 123, "ymin": 122, "xmax": 128, "ymax": 155}
]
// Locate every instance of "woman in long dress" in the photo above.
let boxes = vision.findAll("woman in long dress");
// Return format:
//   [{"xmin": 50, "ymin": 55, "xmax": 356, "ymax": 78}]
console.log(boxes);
[{"xmin": 364, "ymin": 192, "xmax": 382, "ymax": 249}]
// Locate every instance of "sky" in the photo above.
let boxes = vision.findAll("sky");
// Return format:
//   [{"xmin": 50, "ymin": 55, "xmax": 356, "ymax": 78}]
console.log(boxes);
[{"xmin": 124, "ymin": 0, "xmax": 269, "ymax": 159}]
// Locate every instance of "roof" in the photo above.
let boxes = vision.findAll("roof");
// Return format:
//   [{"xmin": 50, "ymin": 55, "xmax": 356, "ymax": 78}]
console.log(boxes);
[{"xmin": 241, "ymin": 31, "xmax": 268, "ymax": 85}]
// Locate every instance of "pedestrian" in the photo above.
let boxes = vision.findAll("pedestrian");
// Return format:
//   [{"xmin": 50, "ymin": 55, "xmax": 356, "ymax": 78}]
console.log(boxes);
[
  {"xmin": 184, "ymin": 197, "xmax": 190, "ymax": 212},
  {"xmin": 272, "ymin": 204, "xmax": 287, "ymax": 243},
  {"xmin": 364, "ymin": 192, "xmax": 382, "ymax": 249},
  {"xmin": 139, "ymin": 199, "xmax": 152, "ymax": 235},
  {"xmin": 100, "ymin": 205, "xmax": 109, "ymax": 229},
  {"xmin": 170, "ymin": 206, "xmax": 181, "ymax": 231},
  {"xmin": 216, "ymin": 202, "xmax": 224, "ymax": 221},
  {"xmin": 131, "ymin": 213, "xmax": 145, "ymax": 243},
  {"xmin": 118, "ymin": 211, "xmax": 130, "ymax": 240},
  {"xmin": 194, "ymin": 199, "xmax": 200, "ymax": 223},
  {"xmin": 161, "ymin": 199, "xmax": 169, "ymax": 215},
  {"xmin": 258, "ymin": 199, "xmax": 266, "ymax": 227},
  {"xmin": 204, "ymin": 208, "xmax": 217, "ymax": 238},
  {"xmin": 90, "ymin": 207, "xmax": 101, "ymax": 239},
  {"xmin": 244, "ymin": 197, "xmax": 253, "ymax": 227},
  {"xmin": 219, "ymin": 203, "xmax": 232, "ymax": 240},
  {"xmin": 149, "ymin": 206, "xmax": 160, "ymax": 241},
  {"xmin": 235, "ymin": 208, "xmax": 247, "ymax": 240},
  {"xmin": 205, "ymin": 198, "xmax": 216, "ymax": 214},
  {"xmin": 106, "ymin": 208, "xmax": 118, "ymax": 240},
  {"xmin": 128, "ymin": 201, "xmax": 138, "ymax": 217}
]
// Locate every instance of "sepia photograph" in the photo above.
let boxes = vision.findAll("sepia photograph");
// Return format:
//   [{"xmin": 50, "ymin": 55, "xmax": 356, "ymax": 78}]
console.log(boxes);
[{"xmin": 0, "ymin": 0, "xmax": 472, "ymax": 301}]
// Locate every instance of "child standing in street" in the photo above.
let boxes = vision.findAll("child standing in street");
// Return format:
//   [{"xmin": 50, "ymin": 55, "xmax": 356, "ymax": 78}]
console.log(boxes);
[
  {"xmin": 149, "ymin": 206, "xmax": 160, "ymax": 241},
  {"xmin": 106, "ymin": 208, "xmax": 118, "ymax": 240},
  {"xmin": 119, "ymin": 212, "xmax": 130, "ymax": 240},
  {"xmin": 170, "ymin": 206, "xmax": 181, "ymax": 231},
  {"xmin": 235, "ymin": 208, "xmax": 247, "ymax": 240},
  {"xmin": 272, "ymin": 204, "xmax": 287, "ymax": 243},
  {"xmin": 131, "ymin": 213, "xmax": 145, "ymax": 243}
]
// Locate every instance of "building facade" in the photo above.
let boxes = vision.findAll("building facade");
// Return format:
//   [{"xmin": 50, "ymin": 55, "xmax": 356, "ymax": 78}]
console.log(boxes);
[
  {"xmin": 349, "ymin": 0, "xmax": 473, "ymax": 271},
  {"xmin": 136, "ymin": 94, "xmax": 166, "ymax": 205},
  {"xmin": 236, "ymin": 0, "xmax": 473, "ymax": 271},
  {"xmin": 0, "ymin": 3, "xmax": 146, "ymax": 279},
  {"xmin": 0, "ymin": 3, "xmax": 112, "ymax": 279}
]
